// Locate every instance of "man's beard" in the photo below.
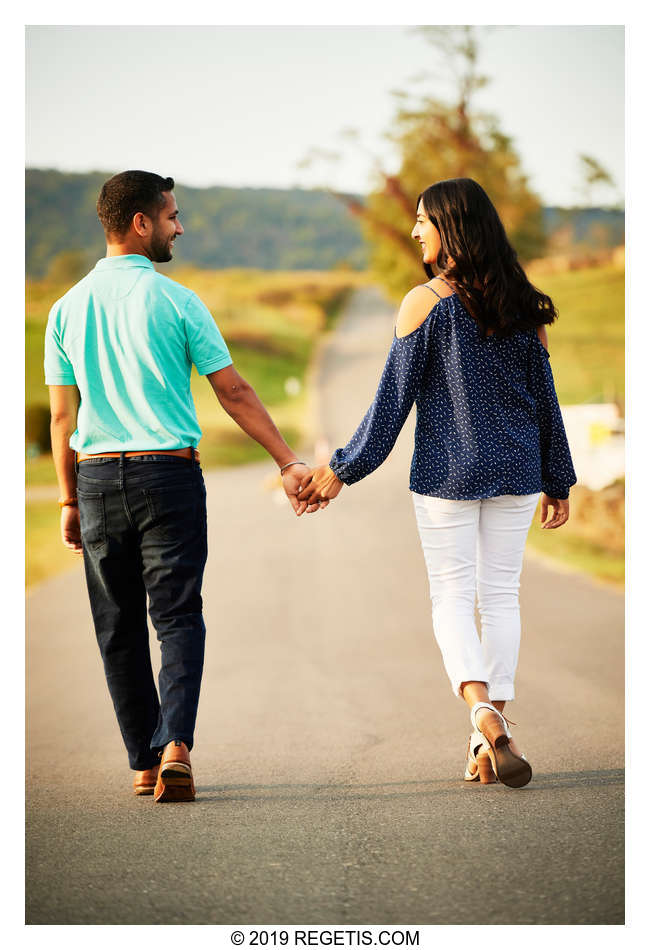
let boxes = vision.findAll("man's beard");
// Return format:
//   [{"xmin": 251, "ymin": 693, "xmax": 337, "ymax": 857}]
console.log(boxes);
[{"xmin": 149, "ymin": 232, "xmax": 174, "ymax": 263}]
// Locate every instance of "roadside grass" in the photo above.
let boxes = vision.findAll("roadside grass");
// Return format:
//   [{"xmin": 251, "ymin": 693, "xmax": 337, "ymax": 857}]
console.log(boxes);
[
  {"xmin": 526, "ymin": 526, "xmax": 624, "ymax": 588},
  {"xmin": 524, "ymin": 264, "xmax": 625, "ymax": 588},
  {"xmin": 531, "ymin": 263, "xmax": 624, "ymax": 407},
  {"xmin": 527, "ymin": 498, "xmax": 625, "ymax": 588},
  {"xmin": 26, "ymin": 502, "xmax": 82, "ymax": 589}
]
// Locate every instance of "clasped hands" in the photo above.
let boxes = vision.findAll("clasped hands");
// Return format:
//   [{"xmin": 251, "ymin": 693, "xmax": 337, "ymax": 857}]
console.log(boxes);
[
  {"xmin": 63, "ymin": 461, "xmax": 342, "ymax": 553},
  {"xmin": 282, "ymin": 463, "xmax": 343, "ymax": 516}
]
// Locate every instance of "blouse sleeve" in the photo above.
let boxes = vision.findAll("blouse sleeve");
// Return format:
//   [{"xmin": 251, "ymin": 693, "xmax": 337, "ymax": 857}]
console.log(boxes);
[
  {"xmin": 528, "ymin": 336, "xmax": 577, "ymax": 499},
  {"xmin": 329, "ymin": 325, "xmax": 430, "ymax": 485}
]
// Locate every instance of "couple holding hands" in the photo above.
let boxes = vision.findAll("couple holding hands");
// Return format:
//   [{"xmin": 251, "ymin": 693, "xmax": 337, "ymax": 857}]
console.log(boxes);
[{"xmin": 45, "ymin": 170, "xmax": 575, "ymax": 802}]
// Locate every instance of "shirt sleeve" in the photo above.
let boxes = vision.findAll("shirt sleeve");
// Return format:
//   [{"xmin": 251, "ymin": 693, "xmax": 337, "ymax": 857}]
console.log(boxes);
[
  {"xmin": 44, "ymin": 304, "xmax": 77, "ymax": 385},
  {"xmin": 329, "ymin": 326, "xmax": 430, "ymax": 485},
  {"xmin": 528, "ymin": 336, "xmax": 577, "ymax": 499},
  {"xmin": 183, "ymin": 292, "xmax": 233, "ymax": 375}
]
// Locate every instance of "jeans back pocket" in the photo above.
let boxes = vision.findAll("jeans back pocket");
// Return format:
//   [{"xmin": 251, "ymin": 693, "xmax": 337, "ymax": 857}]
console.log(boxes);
[
  {"xmin": 77, "ymin": 490, "xmax": 107, "ymax": 553},
  {"xmin": 143, "ymin": 482, "xmax": 203, "ymax": 544}
]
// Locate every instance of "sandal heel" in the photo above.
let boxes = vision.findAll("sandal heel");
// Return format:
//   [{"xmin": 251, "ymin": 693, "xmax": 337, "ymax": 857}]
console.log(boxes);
[
  {"xmin": 477, "ymin": 751, "xmax": 497, "ymax": 784},
  {"xmin": 470, "ymin": 701, "xmax": 533, "ymax": 789},
  {"xmin": 494, "ymin": 744, "xmax": 533, "ymax": 789}
]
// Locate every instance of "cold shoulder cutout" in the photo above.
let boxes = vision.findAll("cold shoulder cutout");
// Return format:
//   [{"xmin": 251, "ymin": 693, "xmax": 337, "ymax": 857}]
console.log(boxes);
[{"xmin": 395, "ymin": 285, "xmax": 445, "ymax": 338}]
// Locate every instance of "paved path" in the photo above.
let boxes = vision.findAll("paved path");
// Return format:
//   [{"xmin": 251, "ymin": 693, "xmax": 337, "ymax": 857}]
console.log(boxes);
[{"xmin": 26, "ymin": 288, "xmax": 624, "ymax": 925}]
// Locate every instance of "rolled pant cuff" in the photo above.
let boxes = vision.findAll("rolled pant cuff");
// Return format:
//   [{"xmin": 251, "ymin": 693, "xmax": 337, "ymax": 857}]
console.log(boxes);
[
  {"xmin": 488, "ymin": 681, "xmax": 515, "ymax": 702},
  {"xmin": 453, "ymin": 676, "xmax": 490, "ymax": 698},
  {"xmin": 151, "ymin": 734, "xmax": 194, "ymax": 753},
  {"xmin": 131, "ymin": 754, "xmax": 162, "ymax": 771}
]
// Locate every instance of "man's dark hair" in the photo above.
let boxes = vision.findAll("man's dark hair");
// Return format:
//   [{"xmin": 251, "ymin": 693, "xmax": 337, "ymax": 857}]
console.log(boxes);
[{"xmin": 96, "ymin": 170, "xmax": 175, "ymax": 237}]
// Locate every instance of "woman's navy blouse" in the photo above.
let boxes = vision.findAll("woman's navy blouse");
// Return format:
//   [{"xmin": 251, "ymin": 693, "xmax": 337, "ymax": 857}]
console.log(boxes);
[{"xmin": 329, "ymin": 291, "xmax": 577, "ymax": 500}]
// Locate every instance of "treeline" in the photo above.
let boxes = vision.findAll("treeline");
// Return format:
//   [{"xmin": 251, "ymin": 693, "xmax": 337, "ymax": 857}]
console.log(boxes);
[
  {"xmin": 25, "ymin": 169, "xmax": 368, "ymax": 278},
  {"xmin": 26, "ymin": 168, "xmax": 623, "ymax": 279},
  {"xmin": 542, "ymin": 206, "xmax": 624, "ymax": 248}
]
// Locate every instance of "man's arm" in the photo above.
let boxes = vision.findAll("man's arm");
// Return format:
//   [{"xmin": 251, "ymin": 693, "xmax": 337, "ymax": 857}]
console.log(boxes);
[
  {"xmin": 49, "ymin": 385, "xmax": 80, "ymax": 500},
  {"xmin": 206, "ymin": 365, "xmax": 322, "ymax": 515},
  {"xmin": 49, "ymin": 384, "xmax": 83, "ymax": 552},
  {"xmin": 207, "ymin": 366, "xmax": 298, "ymax": 467}
]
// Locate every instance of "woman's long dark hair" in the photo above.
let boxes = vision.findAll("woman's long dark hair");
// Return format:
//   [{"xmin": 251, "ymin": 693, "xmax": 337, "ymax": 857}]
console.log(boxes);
[{"xmin": 418, "ymin": 178, "xmax": 557, "ymax": 337}]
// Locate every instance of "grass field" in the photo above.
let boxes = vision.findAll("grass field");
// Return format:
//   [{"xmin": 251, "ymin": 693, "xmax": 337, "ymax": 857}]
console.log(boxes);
[
  {"xmin": 27, "ymin": 502, "xmax": 83, "ymax": 589},
  {"xmin": 530, "ymin": 263, "xmax": 625, "ymax": 407},
  {"xmin": 526, "ymin": 486, "xmax": 624, "ymax": 587}
]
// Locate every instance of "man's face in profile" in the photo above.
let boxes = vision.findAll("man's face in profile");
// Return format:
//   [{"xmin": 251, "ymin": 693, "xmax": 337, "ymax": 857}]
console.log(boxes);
[{"xmin": 148, "ymin": 191, "xmax": 184, "ymax": 263}]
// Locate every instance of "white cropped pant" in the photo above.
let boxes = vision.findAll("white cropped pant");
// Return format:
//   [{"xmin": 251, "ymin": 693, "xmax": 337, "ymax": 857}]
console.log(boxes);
[{"xmin": 412, "ymin": 492, "xmax": 540, "ymax": 702}]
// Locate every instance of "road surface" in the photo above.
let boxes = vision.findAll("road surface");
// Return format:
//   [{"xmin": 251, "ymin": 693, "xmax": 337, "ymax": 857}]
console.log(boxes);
[{"xmin": 26, "ymin": 287, "xmax": 624, "ymax": 925}]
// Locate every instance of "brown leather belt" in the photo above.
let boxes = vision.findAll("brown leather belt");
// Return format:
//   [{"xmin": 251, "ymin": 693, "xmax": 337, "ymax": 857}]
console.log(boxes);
[{"xmin": 76, "ymin": 447, "xmax": 200, "ymax": 463}]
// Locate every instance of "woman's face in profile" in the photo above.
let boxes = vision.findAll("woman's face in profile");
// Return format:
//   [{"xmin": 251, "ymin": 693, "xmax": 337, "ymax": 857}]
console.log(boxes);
[{"xmin": 411, "ymin": 200, "xmax": 442, "ymax": 265}]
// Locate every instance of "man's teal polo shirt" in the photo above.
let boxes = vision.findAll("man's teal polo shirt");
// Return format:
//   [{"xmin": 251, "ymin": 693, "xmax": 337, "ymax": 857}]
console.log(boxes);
[{"xmin": 44, "ymin": 254, "xmax": 233, "ymax": 453}]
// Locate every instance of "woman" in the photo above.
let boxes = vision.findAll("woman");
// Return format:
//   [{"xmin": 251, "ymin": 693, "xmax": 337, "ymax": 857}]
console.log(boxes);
[{"xmin": 297, "ymin": 178, "xmax": 576, "ymax": 789}]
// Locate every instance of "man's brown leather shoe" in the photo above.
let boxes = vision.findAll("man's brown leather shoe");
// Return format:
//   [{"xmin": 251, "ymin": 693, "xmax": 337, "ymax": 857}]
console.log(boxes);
[
  {"xmin": 154, "ymin": 740, "xmax": 195, "ymax": 802},
  {"xmin": 133, "ymin": 765, "xmax": 159, "ymax": 796}
]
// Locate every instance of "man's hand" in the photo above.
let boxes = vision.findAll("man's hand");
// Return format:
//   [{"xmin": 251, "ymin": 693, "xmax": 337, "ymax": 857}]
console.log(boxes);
[
  {"xmin": 540, "ymin": 493, "xmax": 570, "ymax": 529},
  {"xmin": 61, "ymin": 506, "xmax": 83, "ymax": 553},
  {"xmin": 297, "ymin": 465, "xmax": 344, "ymax": 505},
  {"xmin": 282, "ymin": 463, "xmax": 330, "ymax": 516}
]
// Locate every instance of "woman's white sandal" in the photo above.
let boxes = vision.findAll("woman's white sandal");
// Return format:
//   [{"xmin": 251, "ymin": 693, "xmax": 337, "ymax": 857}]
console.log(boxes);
[
  {"xmin": 464, "ymin": 729, "xmax": 497, "ymax": 783},
  {"xmin": 502, "ymin": 714, "xmax": 529, "ymax": 763},
  {"xmin": 470, "ymin": 702, "xmax": 532, "ymax": 788}
]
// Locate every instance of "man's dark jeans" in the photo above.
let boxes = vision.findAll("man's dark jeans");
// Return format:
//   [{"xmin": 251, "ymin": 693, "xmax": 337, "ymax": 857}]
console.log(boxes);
[{"xmin": 76, "ymin": 451, "xmax": 208, "ymax": 770}]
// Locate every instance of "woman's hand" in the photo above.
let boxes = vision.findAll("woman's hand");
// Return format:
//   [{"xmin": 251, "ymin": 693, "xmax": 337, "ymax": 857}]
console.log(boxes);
[
  {"xmin": 282, "ymin": 463, "xmax": 329, "ymax": 515},
  {"xmin": 540, "ymin": 494, "xmax": 569, "ymax": 529},
  {"xmin": 297, "ymin": 465, "xmax": 344, "ymax": 505}
]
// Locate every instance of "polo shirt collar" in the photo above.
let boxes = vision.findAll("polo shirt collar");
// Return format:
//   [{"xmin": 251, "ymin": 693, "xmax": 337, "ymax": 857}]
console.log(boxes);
[{"xmin": 95, "ymin": 254, "xmax": 155, "ymax": 270}]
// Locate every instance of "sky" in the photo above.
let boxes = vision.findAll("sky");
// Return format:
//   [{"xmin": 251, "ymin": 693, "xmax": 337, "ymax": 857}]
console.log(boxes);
[{"xmin": 25, "ymin": 24, "xmax": 624, "ymax": 207}]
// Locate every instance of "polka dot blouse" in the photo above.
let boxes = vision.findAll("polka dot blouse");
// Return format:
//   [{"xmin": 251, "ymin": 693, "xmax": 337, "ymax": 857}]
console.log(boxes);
[{"xmin": 329, "ymin": 289, "xmax": 577, "ymax": 500}]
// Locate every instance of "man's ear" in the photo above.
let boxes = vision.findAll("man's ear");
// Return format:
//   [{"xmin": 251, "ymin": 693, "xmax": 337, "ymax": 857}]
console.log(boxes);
[{"xmin": 132, "ymin": 212, "xmax": 149, "ymax": 237}]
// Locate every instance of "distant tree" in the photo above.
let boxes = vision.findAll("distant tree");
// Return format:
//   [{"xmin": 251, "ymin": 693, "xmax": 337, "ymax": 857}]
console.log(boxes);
[
  {"xmin": 305, "ymin": 26, "xmax": 548, "ymax": 300},
  {"xmin": 577, "ymin": 154, "xmax": 621, "ymax": 209},
  {"xmin": 25, "ymin": 405, "xmax": 51, "ymax": 454},
  {"xmin": 46, "ymin": 250, "xmax": 90, "ymax": 284}
]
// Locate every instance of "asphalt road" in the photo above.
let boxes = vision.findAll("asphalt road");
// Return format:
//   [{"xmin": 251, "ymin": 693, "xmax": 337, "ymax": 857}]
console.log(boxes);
[{"xmin": 26, "ymin": 287, "xmax": 624, "ymax": 925}]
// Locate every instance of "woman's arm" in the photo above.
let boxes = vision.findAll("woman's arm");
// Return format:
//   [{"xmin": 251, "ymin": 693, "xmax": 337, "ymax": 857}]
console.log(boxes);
[
  {"xmin": 298, "ymin": 290, "xmax": 436, "ymax": 504},
  {"xmin": 528, "ymin": 340, "xmax": 576, "ymax": 501},
  {"xmin": 537, "ymin": 323, "xmax": 549, "ymax": 352}
]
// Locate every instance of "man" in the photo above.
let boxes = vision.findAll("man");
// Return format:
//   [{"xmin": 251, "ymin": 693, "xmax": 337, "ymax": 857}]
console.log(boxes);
[{"xmin": 45, "ymin": 170, "xmax": 323, "ymax": 803}]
